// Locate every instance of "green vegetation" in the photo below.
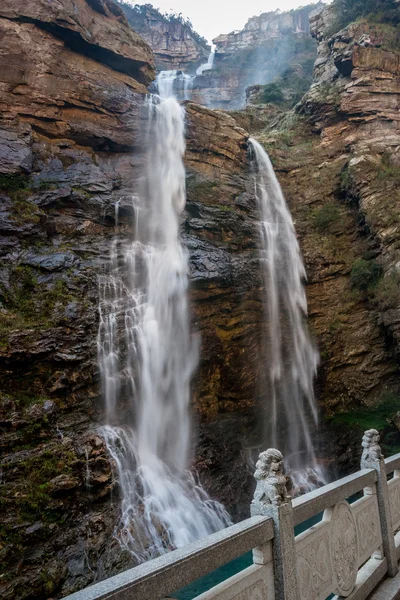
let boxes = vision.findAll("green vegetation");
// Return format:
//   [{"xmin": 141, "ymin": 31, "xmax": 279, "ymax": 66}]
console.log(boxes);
[
  {"xmin": 350, "ymin": 259, "xmax": 381, "ymax": 291},
  {"xmin": 374, "ymin": 271, "xmax": 400, "ymax": 310},
  {"xmin": 0, "ymin": 266, "xmax": 74, "ymax": 342},
  {"xmin": 375, "ymin": 152, "xmax": 400, "ymax": 187},
  {"xmin": 259, "ymin": 82, "xmax": 285, "ymax": 105},
  {"xmin": 118, "ymin": 2, "xmax": 209, "ymax": 49},
  {"xmin": 0, "ymin": 173, "xmax": 29, "ymax": 193},
  {"xmin": 313, "ymin": 203, "xmax": 341, "ymax": 231},
  {"xmin": 0, "ymin": 448, "xmax": 78, "ymax": 526},
  {"xmin": 330, "ymin": 0, "xmax": 400, "ymax": 33},
  {"xmin": 328, "ymin": 392, "xmax": 400, "ymax": 432}
]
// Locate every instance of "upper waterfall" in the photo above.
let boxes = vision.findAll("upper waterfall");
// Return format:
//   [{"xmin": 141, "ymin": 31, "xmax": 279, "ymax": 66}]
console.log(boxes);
[{"xmin": 196, "ymin": 48, "xmax": 215, "ymax": 75}]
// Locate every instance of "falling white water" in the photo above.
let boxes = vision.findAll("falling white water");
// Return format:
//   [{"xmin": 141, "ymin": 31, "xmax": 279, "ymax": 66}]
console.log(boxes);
[
  {"xmin": 156, "ymin": 70, "xmax": 194, "ymax": 101},
  {"xmin": 97, "ymin": 72, "xmax": 231, "ymax": 562},
  {"xmin": 249, "ymin": 138, "xmax": 325, "ymax": 492},
  {"xmin": 196, "ymin": 48, "xmax": 215, "ymax": 75}
]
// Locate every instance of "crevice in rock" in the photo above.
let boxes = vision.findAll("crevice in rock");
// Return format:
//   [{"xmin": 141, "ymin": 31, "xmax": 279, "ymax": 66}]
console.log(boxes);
[{"xmin": 9, "ymin": 15, "xmax": 150, "ymax": 84}]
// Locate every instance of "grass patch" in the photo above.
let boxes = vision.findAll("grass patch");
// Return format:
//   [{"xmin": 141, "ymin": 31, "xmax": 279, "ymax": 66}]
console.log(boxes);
[
  {"xmin": 0, "ymin": 267, "xmax": 75, "ymax": 343},
  {"xmin": 374, "ymin": 271, "xmax": 400, "ymax": 310},
  {"xmin": 313, "ymin": 203, "xmax": 341, "ymax": 231},
  {"xmin": 328, "ymin": 392, "xmax": 400, "ymax": 431},
  {"xmin": 0, "ymin": 448, "xmax": 78, "ymax": 523}
]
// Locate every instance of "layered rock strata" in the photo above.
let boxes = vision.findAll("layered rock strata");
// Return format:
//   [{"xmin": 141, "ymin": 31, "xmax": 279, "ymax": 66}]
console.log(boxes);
[
  {"xmin": 192, "ymin": 4, "xmax": 322, "ymax": 109},
  {"xmin": 244, "ymin": 5, "xmax": 400, "ymax": 471},
  {"xmin": 0, "ymin": 0, "xmax": 265, "ymax": 595},
  {"xmin": 118, "ymin": 2, "xmax": 209, "ymax": 71}
]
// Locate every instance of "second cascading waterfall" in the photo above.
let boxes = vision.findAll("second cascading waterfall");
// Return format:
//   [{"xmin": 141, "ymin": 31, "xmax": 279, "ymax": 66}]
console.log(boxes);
[
  {"xmin": 97, "ymin": 73, "xmax": 230, "ymax": 562},
  {"xmin": 249, "ymin": 138, "xmax": 324, "ymax": 492}
]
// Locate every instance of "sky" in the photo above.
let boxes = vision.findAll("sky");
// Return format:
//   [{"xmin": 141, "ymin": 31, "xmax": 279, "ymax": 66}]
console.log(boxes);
[{"xmin": 128, "ymin": 0, "xmax": 324, "ymax": 43}]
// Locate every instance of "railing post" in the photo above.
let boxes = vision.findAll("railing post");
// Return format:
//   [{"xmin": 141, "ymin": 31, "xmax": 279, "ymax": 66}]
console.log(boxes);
[
  {"xmin": 361, "ymin": 429, "xmax": 398, "ymax": 577},
  {"xmin": 250, "ymin": 449, "xmax": 300, "ymax": 600}
]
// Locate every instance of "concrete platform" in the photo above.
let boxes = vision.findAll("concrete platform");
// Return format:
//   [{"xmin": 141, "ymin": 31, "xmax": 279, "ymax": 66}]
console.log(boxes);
[{"xmin": 368, "ymin": 569, "xmax": 400, "ymax": 600}]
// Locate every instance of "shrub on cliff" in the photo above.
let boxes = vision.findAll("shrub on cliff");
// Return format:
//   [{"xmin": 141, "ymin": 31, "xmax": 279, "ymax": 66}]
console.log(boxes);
[
  {"xmin": 350, "ymin": 259, "xmax": 382, "ymax": 291},
  {"xmin": 313, "ymin": 203, "xmax": 341, "ymax": 231},
  {"xmin": 259, "ymin": 82, "xmax": 285, "ymax": 105}
]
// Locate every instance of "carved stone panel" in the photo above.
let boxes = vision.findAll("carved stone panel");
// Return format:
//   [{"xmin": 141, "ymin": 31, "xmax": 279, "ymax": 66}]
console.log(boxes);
[
  {"xmin": 389, "ymin": 478, "xmax": 400, "ymax": 531},
  {"xmin": 331, "ymin": 501, "xmax": 358, "ymax": 597},
  {"xmin": 353, "ymin": 495, "xmax": 382, "ymax": 566},
  {"xmin": 231, "ymin": 580, "xmax": 267, "ymax": 600},
  {"xmin": 297, "ymin": 532, "xmax": 332, "ymax": 600}
]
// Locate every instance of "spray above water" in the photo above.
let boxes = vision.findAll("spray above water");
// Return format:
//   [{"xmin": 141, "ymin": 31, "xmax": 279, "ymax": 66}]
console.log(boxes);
[
  {"xmin": 97, "ymin": 72, "xmax": 230, "ymax": 562},
  {"xmin": 249, "ymin": 138, "xmax": 324, "ymax": 492}
]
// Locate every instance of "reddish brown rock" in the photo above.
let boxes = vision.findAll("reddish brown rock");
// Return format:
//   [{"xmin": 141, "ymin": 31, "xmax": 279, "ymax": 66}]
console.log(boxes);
[{"xmin": 0, "ymin": 0, "xmax": 154, "ymax": 83}]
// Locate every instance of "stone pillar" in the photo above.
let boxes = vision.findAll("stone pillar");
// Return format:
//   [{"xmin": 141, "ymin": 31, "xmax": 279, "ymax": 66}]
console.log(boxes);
[
  {"xmin": 361, "ymin": 429, "xmax": 398, "ymax": 577},
  {"xmin": 250, "ymin": 449, "xmax": 300, "ymax": 600}
]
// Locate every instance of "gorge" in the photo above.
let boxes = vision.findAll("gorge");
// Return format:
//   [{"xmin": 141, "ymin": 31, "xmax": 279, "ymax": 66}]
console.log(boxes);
[{"xmin": 1, "ymin": 0, "xmax": 400, "ymax": 598}]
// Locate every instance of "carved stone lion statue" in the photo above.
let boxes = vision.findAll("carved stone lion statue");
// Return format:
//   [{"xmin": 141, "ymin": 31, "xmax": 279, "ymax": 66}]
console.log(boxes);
[
  {"xmin": 361, "ymin": 428, "xmax": 383, "ymax": 469},
  {"xmin": 251, "ymin": 448, "xmax": 290, "ymax": 508}
]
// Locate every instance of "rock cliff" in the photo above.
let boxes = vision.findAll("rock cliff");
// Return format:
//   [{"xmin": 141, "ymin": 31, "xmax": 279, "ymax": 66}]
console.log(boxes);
[
  {"xmin": 117, "ymin": 2, "xmax": 209, "ymax": 71},
  {"xmin": 240, "ymin": 3, "xmax": 400, "ymax": 470},
  {"xmin": 0, "ymin": 0, "xmax": 264, "ymax": 595},
  {"xmin": 192, "ymin": 4, "xmax": 323, "ymax": 109},
  {"xmin": 2, "ymin": 0, "xmax": 400, "ymax": 597}
]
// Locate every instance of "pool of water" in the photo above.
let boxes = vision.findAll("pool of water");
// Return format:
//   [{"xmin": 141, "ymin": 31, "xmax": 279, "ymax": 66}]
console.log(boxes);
[{"xmin": 173, "ymin": 512, "xmax": 324, "ymax": 599}]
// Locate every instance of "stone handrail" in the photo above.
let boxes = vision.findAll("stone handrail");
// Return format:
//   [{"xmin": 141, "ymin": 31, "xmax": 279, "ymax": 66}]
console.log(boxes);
[
  {"xmin": 62, "ymin": 432, "xmax": 400, "ymax": 600},
  {"xmin": 62, "ymin": 516, "xmax": 274, "ymax": 600}
]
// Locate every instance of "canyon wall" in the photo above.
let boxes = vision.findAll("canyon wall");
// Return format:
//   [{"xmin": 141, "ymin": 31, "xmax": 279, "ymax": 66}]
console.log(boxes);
[
  {"xmin": 192, "ymin": 3, "xmax": 323, "ymax": 109},
  {"xmin": 237, "ymin": 3, "xmax": 400, "ymax": 470},
  {"xmin": 117, "ymin": 2, "xmax": 209, "ymax": 71},
  {"xmin": 2, "ymin": 0, "xmax": 400, "ymax": 597},
  {"xmin": 0, "ymin": 1, "xmax": 263, "ymax": 596}
]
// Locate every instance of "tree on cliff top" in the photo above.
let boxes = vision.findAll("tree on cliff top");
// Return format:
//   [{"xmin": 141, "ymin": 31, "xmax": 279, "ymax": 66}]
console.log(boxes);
[
  {"xmin": 332, "ymin": 0, "xmax": 400, "ymax": 29},
  {"xmin": 117, "ymin": 2, "xmax": 209, "ymax": 49}
]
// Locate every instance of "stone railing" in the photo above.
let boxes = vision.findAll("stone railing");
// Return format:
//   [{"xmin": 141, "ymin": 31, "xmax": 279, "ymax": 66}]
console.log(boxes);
[{"xmin": 63, "ymin": 430, "xmax": 400, "ymax": 600}]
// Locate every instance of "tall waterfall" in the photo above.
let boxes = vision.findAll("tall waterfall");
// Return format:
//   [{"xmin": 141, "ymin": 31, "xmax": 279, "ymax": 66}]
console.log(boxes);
[
  {"xmin": 97, "ymin": 73, "xmax": 230, "ymax": 562},
  {"xmin": 249, "ymin": 138, "xmax": 324, "ymax": 491}
]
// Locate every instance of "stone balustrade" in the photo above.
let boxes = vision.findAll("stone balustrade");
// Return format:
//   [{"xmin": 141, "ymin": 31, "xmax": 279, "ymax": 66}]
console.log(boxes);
[{"xmin": 63, "ymin": 430, "xmax": 400, "ymax": 600}]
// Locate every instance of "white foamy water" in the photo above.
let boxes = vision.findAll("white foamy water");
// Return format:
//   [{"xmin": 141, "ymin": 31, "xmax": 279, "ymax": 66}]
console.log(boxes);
[
  {"xmin": 97, "ymin": 73, "xmax": 231, "ymax": 562},
  {"xmin": 156, "ymin": 70, "xmax": 194, "ymax": 101},
  {"xmin": 196, "ymin": 48, "xmax": 215, "ymax": 75},
  {"xmin": 249, "ymin": 138, "xmax": 325, "ymax": 492}
]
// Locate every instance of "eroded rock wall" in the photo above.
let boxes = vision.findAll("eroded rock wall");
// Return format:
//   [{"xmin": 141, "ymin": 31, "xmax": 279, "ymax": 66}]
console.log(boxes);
[
  {"xmin": 192, "ymin": 4, "xmax": 322, "ymax": 109},
  {"xmin": 0, "ymin": 0, "xmax": 265, "ymax": 595},
  {"xmin": 247, "ymin": 5, "xmax": 400, "ymax": 471},
  {"xmin": 117, "ymin": 2, "xmax": 209, "ymax": 72}
]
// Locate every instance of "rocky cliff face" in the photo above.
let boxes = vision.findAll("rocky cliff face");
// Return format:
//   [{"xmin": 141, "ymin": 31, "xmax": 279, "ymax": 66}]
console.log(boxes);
[
  {"xmin": 192, "ymin": 4, "xmax": 322, "ymax": 109},
  {"xmin": 117, "ymin": 2, "xmax": 209, "ymax": 71},
  {"xmin": 0, "ymin": 0, "xmax": 265, "ymax": 596},
  {"xmin": 2, "ymin": 0, "xmax": 400, "ymax": 597},
  {"xmin": 240, "ymin": 4, "xmax": 400, "ymax": 470},
  {"xmin": 0, "ymin": 2, "xmax": 154, "ymax": 597}
]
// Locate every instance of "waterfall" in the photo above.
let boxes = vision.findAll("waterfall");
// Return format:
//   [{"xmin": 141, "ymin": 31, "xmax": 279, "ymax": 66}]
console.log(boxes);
[
  {"xmin": 196, "ymin": 48, "xmax": 215, "ymax": 75},
  {"xmin": 249, "ymin": 138, "xmax": 325, "ymax": 492},
  {"xmin": 156, "ymin": 70, "xmax": 194, "ymax": 101},
  {"xmin": 97, "ymin": 73, "xmax": 230, "ymax": 562}
]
